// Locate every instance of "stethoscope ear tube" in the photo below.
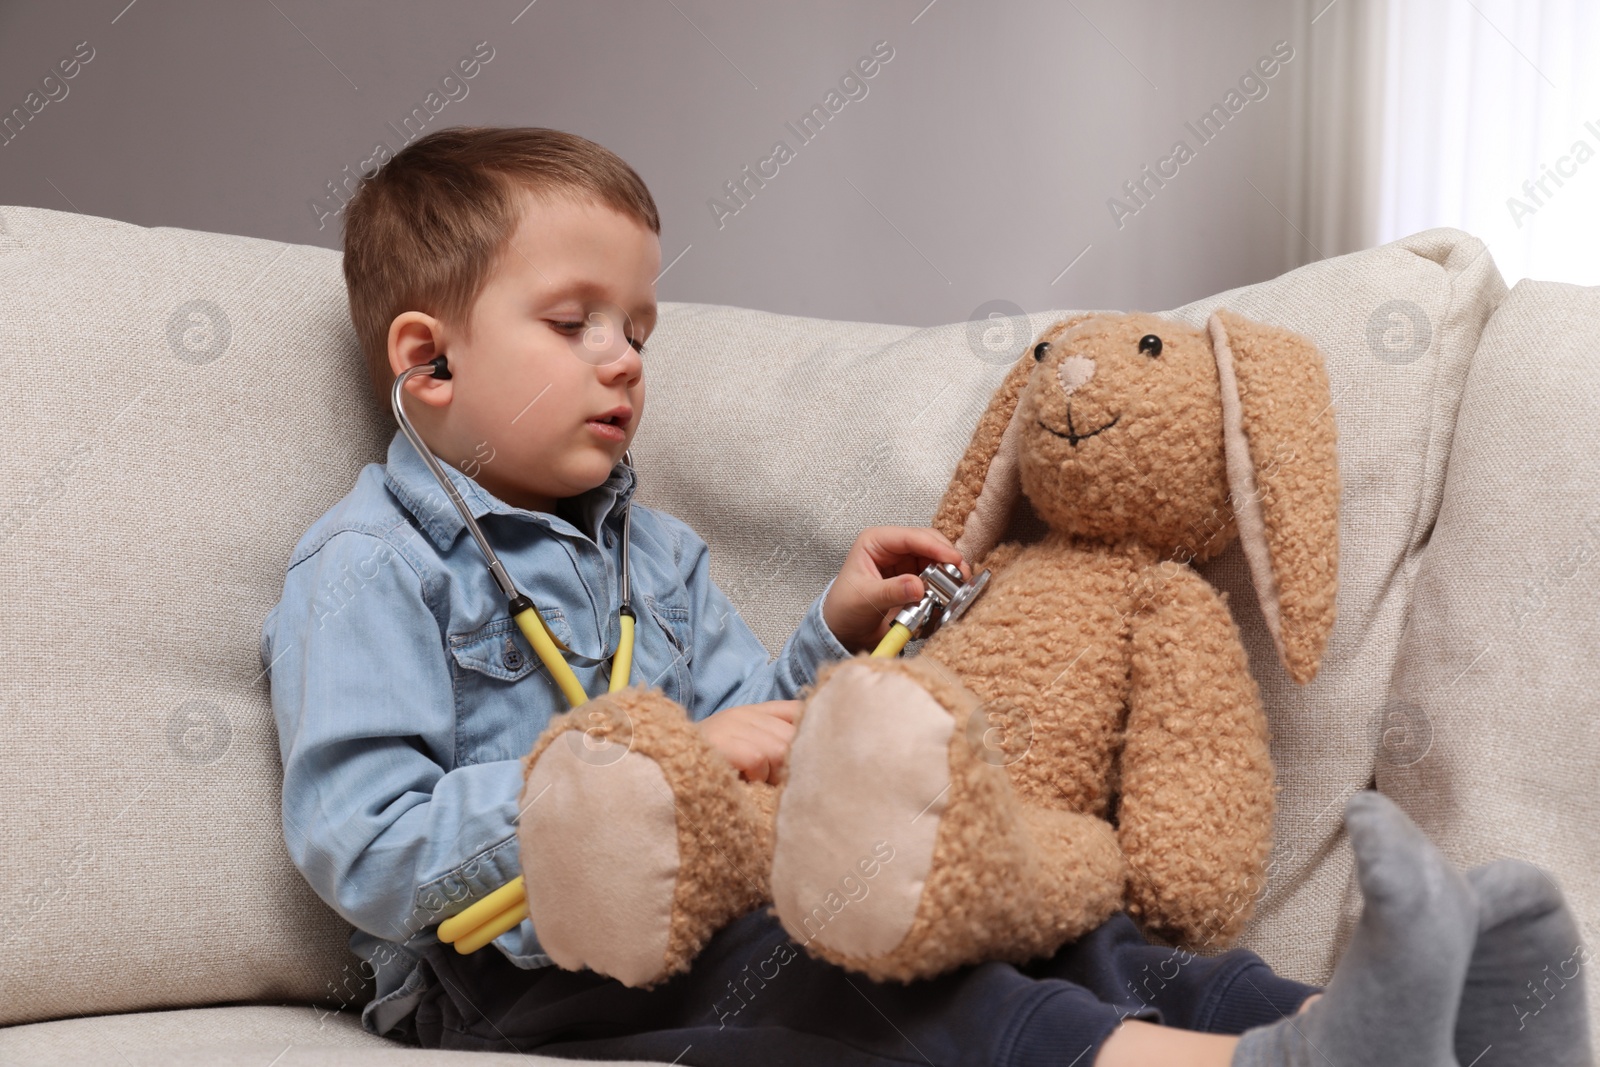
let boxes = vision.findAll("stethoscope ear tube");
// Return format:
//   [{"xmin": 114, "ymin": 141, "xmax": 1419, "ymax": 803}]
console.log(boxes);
[
  {"xmin": 395, "ymin": 353, "xmax": 647, "ymax": 955},
  {"xmin": 391, "ymin": 356, "xmax": 642, "ymax": 679},
  {"xmin": 392, "ymin": 359, "xmax": 525, "ymax": 605},
  {"xmin": 618, "ymin": 448, "xmax": 635, "ymax": 618}
]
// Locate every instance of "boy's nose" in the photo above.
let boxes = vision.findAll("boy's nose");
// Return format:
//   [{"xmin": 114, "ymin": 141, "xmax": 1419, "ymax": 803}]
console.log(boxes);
[
  {"xmin": 573, "ymin": 308, "xmax": 643, "ymax": 371},
  {"xmin": 594, "ymin": 340, "xmax": 642, "ymax": 380}
]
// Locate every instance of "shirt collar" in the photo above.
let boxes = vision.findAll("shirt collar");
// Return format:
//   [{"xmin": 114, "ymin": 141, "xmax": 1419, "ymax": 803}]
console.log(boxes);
[{"xmin": 382, "ymin": 428, "xmax": 638, "ymax": 553}]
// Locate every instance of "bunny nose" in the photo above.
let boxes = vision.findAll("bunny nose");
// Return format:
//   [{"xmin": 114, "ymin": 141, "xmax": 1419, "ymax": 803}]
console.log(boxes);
[{"xmin": 1056, "ymin": 354, "xmax": 1096, "ymax": 397}]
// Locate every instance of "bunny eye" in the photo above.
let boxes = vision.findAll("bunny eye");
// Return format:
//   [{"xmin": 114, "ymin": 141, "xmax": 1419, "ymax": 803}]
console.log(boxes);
[
  {"xmin": 1138, "ymin": 334, "xmax": 1163, "ymax": 358},
  {"xmin": 1033, "ymin": 341, "xmax": 1051, "ymax": 362}
]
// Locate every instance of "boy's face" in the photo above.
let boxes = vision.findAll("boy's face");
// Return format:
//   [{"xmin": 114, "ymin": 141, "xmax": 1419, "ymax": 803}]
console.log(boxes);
[{"xmin": 389, "ymin": 190, "xmax": 660, "ymax": 515}]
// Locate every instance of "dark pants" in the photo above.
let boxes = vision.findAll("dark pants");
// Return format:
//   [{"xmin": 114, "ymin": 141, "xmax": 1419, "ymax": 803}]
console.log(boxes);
[{"xmin": 406, "ymin": 908, "xmax": 1320, "ymax": 1067}]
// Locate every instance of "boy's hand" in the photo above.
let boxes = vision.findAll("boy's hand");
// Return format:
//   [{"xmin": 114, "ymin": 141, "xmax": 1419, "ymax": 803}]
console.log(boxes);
[
  {"xmin": 696, "ymin": 700, "xmax": 799, "ymax": 784},
  {"xmin": 822, "ymin": 526, "xmax": 969, "ymax": 654}
]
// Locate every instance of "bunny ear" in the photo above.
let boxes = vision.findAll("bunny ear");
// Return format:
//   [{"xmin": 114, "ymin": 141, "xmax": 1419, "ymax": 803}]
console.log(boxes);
[
  {"xmin": 1207, "ymin": 309, "xmax": 1341, "ymax": 685},
  {"xmin": 933, "ymin": 315, "xmax": 1093, "ymax": 565},
  {"xmin": 931, "ymin": 351, "xmax": 1032, "ymax": 566}
]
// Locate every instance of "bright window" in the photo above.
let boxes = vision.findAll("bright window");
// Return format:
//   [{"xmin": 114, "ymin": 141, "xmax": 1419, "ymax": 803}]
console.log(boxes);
[{"xmin": 1376, "ymin": 0, "xmax": 1600, "ymax": 286}]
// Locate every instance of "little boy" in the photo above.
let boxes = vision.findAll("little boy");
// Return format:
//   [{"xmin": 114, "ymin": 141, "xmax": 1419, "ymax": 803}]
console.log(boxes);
[{"xmin": 262, "ymin": 126, "xmax": 1591, "ymax": 1067}]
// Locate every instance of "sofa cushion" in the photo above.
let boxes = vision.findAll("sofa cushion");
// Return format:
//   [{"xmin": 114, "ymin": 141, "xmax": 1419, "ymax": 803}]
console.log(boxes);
[
  {"xmin": 1378, "ymin": 277, "xmax": 1600, "ymax": 1030},
  {"xmin": 0, "ymin": 201, "xmax": 1510, "ymax": 1031},
  {"xmin": 0, "ymin": 1004, "xmax": 652, "ymax": 1065}
]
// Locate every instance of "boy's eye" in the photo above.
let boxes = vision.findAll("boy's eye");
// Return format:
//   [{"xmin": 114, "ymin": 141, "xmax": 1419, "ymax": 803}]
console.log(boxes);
[{"xmin": 549, "ymin": 320, "xmax": 645, "ymax": 355}]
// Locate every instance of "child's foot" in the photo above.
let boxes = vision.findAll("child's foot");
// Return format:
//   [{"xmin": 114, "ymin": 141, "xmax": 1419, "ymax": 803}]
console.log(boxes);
[
  {"xmin": 1453, "ymin": 858, "xmax": 1593, "ymax": 1067},
  {"xmin": 1231, "ymin": 790, "xmax": 1478, "ymax": 1067}
]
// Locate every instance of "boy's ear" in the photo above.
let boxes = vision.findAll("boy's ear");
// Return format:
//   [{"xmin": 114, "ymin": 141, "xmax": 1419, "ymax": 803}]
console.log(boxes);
[{"xmin": 389, "ymin": 312, "xmax": 453, "ymax": 408}]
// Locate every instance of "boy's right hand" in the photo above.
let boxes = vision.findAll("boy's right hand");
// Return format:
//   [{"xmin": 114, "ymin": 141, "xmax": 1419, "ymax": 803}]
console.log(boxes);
[{"xmin": 695, "ymin": 700, "xmax": 799, "ymax": 784}]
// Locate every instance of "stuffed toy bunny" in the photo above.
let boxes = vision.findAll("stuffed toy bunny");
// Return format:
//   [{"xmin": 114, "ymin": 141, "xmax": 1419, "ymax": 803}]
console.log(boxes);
[{"xmin": 514, "ymin": 308, "xmax": 1340, "ymax": 988}]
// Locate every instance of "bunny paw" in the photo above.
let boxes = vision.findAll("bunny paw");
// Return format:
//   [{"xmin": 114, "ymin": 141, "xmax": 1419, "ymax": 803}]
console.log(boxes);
[
  {"xmin": 770, "ymin": 655, "xmax": 1125, "ymax": 982},
  {"xmin": 517, "ymin": 686, "xmax": 774, "ymax": 988}
]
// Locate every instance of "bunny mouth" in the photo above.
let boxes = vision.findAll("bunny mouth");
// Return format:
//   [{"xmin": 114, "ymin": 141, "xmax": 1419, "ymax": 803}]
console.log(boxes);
[{"xmin": 1038, "ymin": 404, "xmax": 1120, "ymax": 447}]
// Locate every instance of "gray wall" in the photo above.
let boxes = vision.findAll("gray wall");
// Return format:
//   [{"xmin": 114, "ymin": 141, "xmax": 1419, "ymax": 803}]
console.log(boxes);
[{"xmin": 0, "ymin": 0, "xmax": 1319, "ymax": 327}]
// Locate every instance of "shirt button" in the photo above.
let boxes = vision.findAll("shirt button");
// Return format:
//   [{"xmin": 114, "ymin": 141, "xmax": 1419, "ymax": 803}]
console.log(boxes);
[{"xmin": 504, "ymin": 647, "xmax": 524, "ymax": 670}]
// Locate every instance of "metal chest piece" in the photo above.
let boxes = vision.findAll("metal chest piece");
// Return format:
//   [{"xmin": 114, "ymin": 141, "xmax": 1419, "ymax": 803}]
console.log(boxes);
[{"xmin": 893, "ymin": 560, "xmax": 991, "ymax": 641}]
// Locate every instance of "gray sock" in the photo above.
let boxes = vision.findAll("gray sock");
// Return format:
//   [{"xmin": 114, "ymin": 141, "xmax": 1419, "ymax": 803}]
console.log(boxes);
[
  {"xmin": 1232, "ymin": 790, "xmax": 1478, "ymax": 1067},
  {"xmin": 1453, "ymin": 858, "xmax": 1594, "ymax": 1067}
]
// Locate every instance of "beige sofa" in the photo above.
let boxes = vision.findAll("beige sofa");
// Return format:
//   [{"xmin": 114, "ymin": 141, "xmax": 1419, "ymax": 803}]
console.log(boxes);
[{"xmin": 1, "ymin": 205, "xmax": 1594, "ymax": 1063}]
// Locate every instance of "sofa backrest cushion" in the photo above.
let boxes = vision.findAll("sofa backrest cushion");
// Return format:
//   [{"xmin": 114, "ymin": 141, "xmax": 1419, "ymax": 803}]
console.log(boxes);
[
  {"xmin": 1, "ymin": 205, "xmax": 389, "ymax": 1025},
  {"xmin": 1378, "ymin": 277, "xmax": 1600, "ymax": 1029}
]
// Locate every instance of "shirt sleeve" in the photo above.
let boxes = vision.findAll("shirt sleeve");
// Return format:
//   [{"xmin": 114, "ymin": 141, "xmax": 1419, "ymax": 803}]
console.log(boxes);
[
  {"xmin": 263, "ymin": 529, "xmax": 543, "ymax": 963},
  {"xmin": 660, "ymin": 515, "xmax": 852, "ymax": 720}
]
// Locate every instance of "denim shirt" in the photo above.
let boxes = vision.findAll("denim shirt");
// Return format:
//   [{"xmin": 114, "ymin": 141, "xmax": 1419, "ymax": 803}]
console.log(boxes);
[{"xmin": 260, "ymin": 429, "xmax": 850, "ymax": 1039}]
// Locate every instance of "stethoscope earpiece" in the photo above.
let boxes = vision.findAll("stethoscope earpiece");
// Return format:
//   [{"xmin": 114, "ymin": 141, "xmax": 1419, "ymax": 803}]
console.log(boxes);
[{"xmin": 428, "ymin": 354, "xmax": 452, "ymax": 380}]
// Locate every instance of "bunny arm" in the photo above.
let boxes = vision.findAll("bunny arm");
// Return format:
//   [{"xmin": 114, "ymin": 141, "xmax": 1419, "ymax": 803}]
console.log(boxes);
[{"xmin": 1116, "ymin": 561, "xmax": 1276, "ymax": 950}]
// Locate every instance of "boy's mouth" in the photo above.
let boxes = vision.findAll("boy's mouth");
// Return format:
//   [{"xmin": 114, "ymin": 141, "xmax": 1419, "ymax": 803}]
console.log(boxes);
[{"xmin": 585, "ymin": 404, "xmax": 633, "ymax": 441}]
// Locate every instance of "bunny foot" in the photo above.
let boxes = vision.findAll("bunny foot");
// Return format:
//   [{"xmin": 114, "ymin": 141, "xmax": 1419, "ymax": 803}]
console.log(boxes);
[
  {"xmin": 770, "ymin": 654, "xmax": 1127, "ymax": 983},
  {"xmin": 517, "ymin": 686, "xmax": 776, "ymax": 988}
]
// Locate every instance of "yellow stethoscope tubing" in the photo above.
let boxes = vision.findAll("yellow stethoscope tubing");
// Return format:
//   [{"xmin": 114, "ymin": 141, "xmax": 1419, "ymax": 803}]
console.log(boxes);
[
  {"xmin": 431, "ymin": 609, "xmax": 639, "ymax": 955},
  {"xmin": 435, "ymin": 618, "xmax": 912, "ymax": 954},
  {"xmin": 873, "ymin": 619, "xmax": 915, "ymax": 658},
  {"xmin": 392, "ymin": 359, "xmax": 642, "ymax": 952},
  {"xmin": 436, "ymin": 613, "xmax": 638, "ymax": 954}
]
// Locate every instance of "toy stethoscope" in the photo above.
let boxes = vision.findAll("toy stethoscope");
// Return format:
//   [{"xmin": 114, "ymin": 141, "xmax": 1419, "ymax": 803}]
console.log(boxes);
[{"xmin": 394, "ymin": 354, "xmax": 992, "ymax": 955}]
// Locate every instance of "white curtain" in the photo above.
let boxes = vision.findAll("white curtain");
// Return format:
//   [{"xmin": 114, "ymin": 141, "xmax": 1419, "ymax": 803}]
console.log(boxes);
[
  {"xmin": 1286, "ymin": 0, "xmax": 1391, "ymax": 265},
  {"xmin": 1377, "ymin": 0, "xmax": 1600, "ymax": 286},
  {"xmin": 1292, "ymin": 0, "xmax": 1600, "ymax": 286}
]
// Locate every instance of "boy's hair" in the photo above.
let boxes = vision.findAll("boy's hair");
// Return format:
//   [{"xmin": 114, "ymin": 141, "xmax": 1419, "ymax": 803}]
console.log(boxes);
[{"xmin": 342, "ymin": 125, "xmax": 661, "ymax": 415}]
